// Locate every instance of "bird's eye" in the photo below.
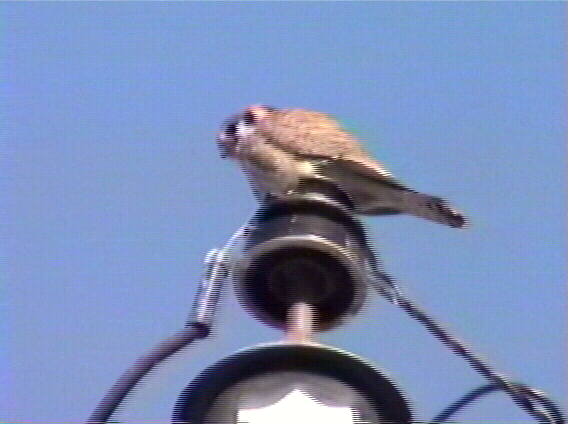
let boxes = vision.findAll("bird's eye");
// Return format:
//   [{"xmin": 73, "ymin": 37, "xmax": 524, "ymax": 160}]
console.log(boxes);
[
  {"xmin": 242, "ymin": 111, "xmax": 255, "ymax": 125},
  {"xmin": 226, "ymin": 122, "xmax": 237, "ymax": 135}
]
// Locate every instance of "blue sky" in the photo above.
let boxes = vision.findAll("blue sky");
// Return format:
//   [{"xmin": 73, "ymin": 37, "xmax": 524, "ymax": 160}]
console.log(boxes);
[{"xmin": 3, "ymin": 2, "xmax": 566, "ymax": 423}]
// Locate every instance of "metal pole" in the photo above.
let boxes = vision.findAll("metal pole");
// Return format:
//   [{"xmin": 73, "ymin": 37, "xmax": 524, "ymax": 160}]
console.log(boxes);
[{"xmin": 285, "ymin": 302, "xmax": 316, "ymax": 343}]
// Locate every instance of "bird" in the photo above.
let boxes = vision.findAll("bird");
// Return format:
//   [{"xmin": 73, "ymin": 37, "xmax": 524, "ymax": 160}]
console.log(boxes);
[{"xmin": 216, "ymin": 105, "xmax": 466, "ymax": 228}]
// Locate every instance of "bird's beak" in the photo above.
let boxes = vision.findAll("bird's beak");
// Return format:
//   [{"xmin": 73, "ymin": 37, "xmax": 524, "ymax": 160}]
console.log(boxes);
[{"xmin": 216, "ymin": 133, "xmax": 231, "ymax": 158}]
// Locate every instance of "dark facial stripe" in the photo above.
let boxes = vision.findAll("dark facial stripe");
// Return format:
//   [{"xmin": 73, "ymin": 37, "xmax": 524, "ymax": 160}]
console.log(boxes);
[{"xmin": 242, "ymin": 111, "xmax": 255, "ymax": 125}]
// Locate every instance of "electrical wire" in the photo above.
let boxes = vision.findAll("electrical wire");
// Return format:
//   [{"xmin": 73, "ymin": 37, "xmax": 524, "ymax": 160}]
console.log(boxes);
[
  {"xmin": 86, "ymin": 224, "xmax": 250, "ymax": 424},
  {"xmin": 85, "ymin": 217, "xmax": 564, "ymax": 424},
  {"xmin": 369, "ymin": 269, "xmax": 565, "ymax": 424},
  {"xmin": 86, "ymin": 324, "xmax": 207, "ymax": 424},
  {"xmin": 429, "ymin": 382, "xmax": 566, "ymax": 424}
]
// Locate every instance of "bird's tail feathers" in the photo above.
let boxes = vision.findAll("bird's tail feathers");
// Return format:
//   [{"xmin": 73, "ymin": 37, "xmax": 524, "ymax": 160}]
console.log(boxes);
[
  {"xmin": 399, "ymin": 191, "xmax": 467, "ymax": 228},
  {"xmin": 313, "ymin": 159, "xmax": 467, "ymax": 228}
]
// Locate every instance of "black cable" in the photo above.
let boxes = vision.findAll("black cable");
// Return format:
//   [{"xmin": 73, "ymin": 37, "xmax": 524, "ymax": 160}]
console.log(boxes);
[
  {"xmin": 430, "ymin": 382, "xmax": 566, "ymax": 424},
  {"xmin": 86, "ymin": 323, "xmax": 208, "ymax": 424},
  {"xmin": 84, "ymin": 216, "xmax": 564, "ymax": 424},
  {"xmin": 370, "ymin": 271, "xmax": 565, "ymax": 424},
  {"xmin": 86, "ymin": 233, "xmax": 241, "ymax": 424},
  {"xmin": 431, "ymin": 383, "xmax": 499, "ymax": 423}
]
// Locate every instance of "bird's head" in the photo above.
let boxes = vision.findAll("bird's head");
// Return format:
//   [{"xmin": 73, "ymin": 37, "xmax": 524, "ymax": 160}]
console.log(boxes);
[{"xmin": 216, "ymin": 104, "xmax": 278, "ymax": 158}]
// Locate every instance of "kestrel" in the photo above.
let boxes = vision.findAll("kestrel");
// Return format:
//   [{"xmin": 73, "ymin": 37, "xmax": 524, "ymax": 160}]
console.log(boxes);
[{"xmin": 216, "ymin": 105, "xmax": 466, "ymax": 228}]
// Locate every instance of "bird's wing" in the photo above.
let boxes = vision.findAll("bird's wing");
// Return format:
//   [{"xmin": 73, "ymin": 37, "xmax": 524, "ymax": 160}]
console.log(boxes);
[
  {"xmin": 316, "ymin": 158, "xmax": 467, "ymax": 228},
  {"xmin": 258, "ymin": 109, "xmax": 406, "ymax": 185},
  {"xmin": 315, "ymin": 156, "xmax": 412, "ymax": 192},
  {"xmin": 258, "ymin": 109, "xmax": 371, "ymax": 158},
  {"xmin": 254, "ymin": 109, "xmax": 466, "ymax": 228}
]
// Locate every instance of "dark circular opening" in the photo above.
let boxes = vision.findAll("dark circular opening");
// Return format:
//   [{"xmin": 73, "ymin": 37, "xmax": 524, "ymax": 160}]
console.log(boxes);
[{"xmin": 243, "ymin": 247, "xmax": 354, "ymax": 330}]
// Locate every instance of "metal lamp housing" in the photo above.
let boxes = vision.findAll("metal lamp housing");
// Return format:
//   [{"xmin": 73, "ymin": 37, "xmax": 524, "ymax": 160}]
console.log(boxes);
[
  {"xmin": 234, "ymin": 180, "xmax": 376, "ymax": 331},
  {"xmin": 172, "ymin": 343, "xmax": 412, "ymax": 424}
]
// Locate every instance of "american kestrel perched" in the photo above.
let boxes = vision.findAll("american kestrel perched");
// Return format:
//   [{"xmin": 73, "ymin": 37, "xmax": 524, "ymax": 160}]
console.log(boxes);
[{"xmin": 216, "ymin": 105, "xmax": 466, "ymax": 228}]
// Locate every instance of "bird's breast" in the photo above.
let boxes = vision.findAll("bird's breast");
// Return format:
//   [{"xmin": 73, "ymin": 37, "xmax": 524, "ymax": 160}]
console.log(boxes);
[{"xmin": 236, "ymin": 139, "xmax": 316, "ymax": 197}]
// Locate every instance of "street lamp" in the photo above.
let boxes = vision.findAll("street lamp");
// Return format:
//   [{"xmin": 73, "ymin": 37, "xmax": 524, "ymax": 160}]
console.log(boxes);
[
  {"xmin": 87, "ymin": 179, "xmax": 564, "ymax": 424},
  {"xmin": 172, "ymin": 343, "xmax": 411, "ymax": 424}
]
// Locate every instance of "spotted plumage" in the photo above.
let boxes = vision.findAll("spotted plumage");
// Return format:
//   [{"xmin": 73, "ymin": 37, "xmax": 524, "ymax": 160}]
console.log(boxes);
[{"xmin": 216, "ymin": 105, "xmax": 466, "ymax": 228}]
